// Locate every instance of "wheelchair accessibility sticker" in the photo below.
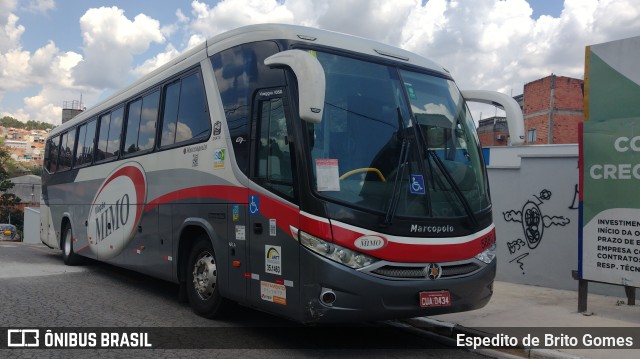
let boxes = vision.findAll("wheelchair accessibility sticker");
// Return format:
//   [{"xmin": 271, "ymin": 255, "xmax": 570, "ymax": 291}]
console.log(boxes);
[
  {"xmin": 249, "ymin": 195, "xmax": 260, "ymax": 215},
  {"xmin": 410, "ymin": 174, "xmax": 425, "ymax": 195}
]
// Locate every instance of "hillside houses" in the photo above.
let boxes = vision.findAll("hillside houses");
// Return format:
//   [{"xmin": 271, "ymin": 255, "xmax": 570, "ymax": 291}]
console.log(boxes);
[{"xmin": 0, "ymin": 126, "xmax": 47, "ymax": 171}]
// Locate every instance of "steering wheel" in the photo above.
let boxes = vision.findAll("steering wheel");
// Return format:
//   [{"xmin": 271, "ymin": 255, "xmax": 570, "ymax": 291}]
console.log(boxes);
[{"xmin": 339, "ymin": 168, "xmax": 386, "ymax": 182}]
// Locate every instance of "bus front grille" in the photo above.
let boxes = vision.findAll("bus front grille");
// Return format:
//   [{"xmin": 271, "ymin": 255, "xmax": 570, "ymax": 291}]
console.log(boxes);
[{"xmin": 368, "ymin": 261, "xmax": 481, "ymax": 280}]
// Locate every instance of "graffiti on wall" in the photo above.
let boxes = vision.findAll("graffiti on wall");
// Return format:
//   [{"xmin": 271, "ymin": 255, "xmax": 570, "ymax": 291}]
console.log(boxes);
[
  {"xmin": 569, "ymin": 184, "xmax": 579, "ymax": 210},
  {"xmin": 503, "ymin": 189, "xmax": 571, "ymax": 274}
]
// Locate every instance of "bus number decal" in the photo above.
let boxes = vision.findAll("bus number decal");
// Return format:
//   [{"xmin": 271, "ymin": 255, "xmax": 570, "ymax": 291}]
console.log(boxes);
[{"xmin": 265, "ymin": 245, "xmax": 282, "ymax": 275}]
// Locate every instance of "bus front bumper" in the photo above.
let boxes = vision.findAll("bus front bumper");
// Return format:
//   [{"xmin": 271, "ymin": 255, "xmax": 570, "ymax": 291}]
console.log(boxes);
[{"xmin": 299, "ymin": 248, "xmax": 495, "ymax": 324}]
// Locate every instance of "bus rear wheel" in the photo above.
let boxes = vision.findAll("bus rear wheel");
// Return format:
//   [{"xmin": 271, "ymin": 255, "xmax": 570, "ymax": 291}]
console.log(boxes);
[
  {"xmin": 62, "ymin": 224, "xmax": 82, "ymax": 266},
  {"xmin": 186, "ymin": 237, "xmax": 228, "ymax": 318}
]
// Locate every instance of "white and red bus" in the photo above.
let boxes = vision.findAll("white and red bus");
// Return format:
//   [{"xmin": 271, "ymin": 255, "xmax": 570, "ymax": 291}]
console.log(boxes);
[{"xmin": 40, "ymin": 24, "xmax": 523, "ymax": 323}]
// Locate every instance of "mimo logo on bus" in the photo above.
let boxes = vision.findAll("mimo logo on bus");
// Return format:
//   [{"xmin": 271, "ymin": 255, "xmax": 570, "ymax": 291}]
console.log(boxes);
[{"xmin": 87, "ymin": 162, "xmax": 147, "ymax": 259}]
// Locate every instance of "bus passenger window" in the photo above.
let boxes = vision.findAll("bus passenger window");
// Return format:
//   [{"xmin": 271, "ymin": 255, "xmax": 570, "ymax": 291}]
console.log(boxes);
[
  {"xmin": 125, "ymin": 98, "xmax": 143, "ymax": 154},
  {"xmin": 97, "ymin": 108, "xmax": 123, "ymax": 162},
  {"xmin": 83, "ymin": 119, "xmax": 97, "ymax": 165},
  {"xmin": 74, "ymin": 124, "xmax": 87, "ymax": 166},
  {"xmin": 139, "ymin": 91, "xmax": 159, "ymax": 151},
  {"xmin": 160, "ymin": 72, "xmax": 209, "ymax": 147},
  {"xmin": 45, "ymin": 136, "xmax": 60, "ymax": 173},
  {"xmin": 125, "ymin": 90, "xmax": 159, "ymax": 155},
  {"xmin": 58, "ymin": 129, "xmax": 75, "ymax": 171}
]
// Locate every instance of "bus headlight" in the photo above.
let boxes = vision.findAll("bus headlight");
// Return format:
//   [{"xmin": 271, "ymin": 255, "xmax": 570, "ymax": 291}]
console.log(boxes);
[
  {"xmin": 475, "ymin": 243, "xmax": 496, "ymax": 264},
  {"xmin": 299, "ymin": 231, "xmax": 378, "ymax": 269}
]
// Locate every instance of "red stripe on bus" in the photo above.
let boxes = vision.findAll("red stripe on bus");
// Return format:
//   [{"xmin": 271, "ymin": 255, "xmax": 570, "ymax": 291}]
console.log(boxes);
[
  {"xmin": 331, "ymin": 225, "xmax": 495, "ymax": 263},
  {"xmin": 300, "ymin": 213, "xmax": 332, "ymax": 241},
  {"xmin": 144, "ymin": 185, "xmax": 248, "ymax": 213}
]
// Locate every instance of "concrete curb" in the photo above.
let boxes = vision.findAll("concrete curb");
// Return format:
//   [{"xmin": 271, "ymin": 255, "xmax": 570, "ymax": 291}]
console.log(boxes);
[{"xmin": 399, "ymin": 318, "xmax": 584, "ymax": 359}]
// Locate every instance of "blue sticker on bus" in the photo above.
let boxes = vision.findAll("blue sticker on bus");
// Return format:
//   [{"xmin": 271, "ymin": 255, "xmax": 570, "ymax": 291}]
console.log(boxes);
[
  {"xmin": 410, "ymin": 174, "xmax": 426, "ymax": 195},
  {"xmin": 249, "ymin": 195, "xmax": 260, "ymax": 215}
]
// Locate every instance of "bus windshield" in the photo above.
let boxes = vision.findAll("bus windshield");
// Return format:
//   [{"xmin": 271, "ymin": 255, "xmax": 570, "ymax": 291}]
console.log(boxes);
[{"xmin": 306, "ymin": 51, "xmax": 489, "ymax": 220}]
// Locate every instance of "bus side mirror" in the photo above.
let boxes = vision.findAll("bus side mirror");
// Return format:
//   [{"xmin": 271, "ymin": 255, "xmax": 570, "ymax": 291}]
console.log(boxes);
[
  {"xmin": 265, "ymin": 50, "xmax": 326, "ymax": 124},
  {"xmin": 461, "ymin": 90, "xmax": 525, "ymax": 146}
]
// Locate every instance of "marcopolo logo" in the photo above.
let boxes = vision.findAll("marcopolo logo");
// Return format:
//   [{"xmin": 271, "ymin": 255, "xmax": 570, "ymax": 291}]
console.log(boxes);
[{"xmin": 87, "ymin": 162, "xmax": 147, "ymax": 259}]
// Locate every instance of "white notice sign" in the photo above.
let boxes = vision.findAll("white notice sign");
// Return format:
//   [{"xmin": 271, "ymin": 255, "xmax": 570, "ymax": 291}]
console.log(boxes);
[{"xmin": 316, "ymin": 159, "xmax": 340, "ymax": 192}]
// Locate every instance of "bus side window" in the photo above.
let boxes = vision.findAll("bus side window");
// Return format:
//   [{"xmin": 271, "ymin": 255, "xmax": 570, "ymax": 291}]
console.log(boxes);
[
  {"xmin": 45, "ymin": 136, "xmax": 60, "ymax": 173},
  {"xmin": 96, "ymin": 108, "xmax": 123, "ymax": 162},
  {"xmin": 74, "ymin": 123, "xmax": 87, "ymax": 167},
  {"xmin": 57, "ymin": 129, "xmax": 75, "ymax": 172},
  {"xmin": 256, "ymin": 97, "xmax": 295, "ymax": 201},
  {"xmin": 211, "ymin": 41, "xmax": 283, "ymax": 176},
  {"xmin": 124, "ymin": 90, "xmax": 159, "ymax": 155},
  {"xmin": 138, "ymin": 91, "xmax": 159, "ymax": 152},
  {"xmin": 74, "ymin": 118, "xmax": 97, "ymax": 167},
  {"xmin": 160, "ymin": 72, "xmax": 209, "ymax": 147}
]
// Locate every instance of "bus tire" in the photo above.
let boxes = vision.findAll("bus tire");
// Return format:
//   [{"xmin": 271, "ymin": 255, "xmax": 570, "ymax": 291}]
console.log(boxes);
[
  {"xmin": 186, "ymin": 236, "xmax": 227, "ymax": 318},
  {"xmin": 62, "ymin": 224, "xmax": 83, "ymax": 266}
]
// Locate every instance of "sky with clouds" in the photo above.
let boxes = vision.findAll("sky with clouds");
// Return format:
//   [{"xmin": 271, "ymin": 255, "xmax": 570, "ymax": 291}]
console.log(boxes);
[{"xmin": 1, "ymin": 0, "xmax": 639, "ymax": 125}]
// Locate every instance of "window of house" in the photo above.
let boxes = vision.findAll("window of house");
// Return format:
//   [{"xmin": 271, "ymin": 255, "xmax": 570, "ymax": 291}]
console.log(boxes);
[{"xmin": 527, "ymin": 129, "xmax": 537, "ymax": 143}]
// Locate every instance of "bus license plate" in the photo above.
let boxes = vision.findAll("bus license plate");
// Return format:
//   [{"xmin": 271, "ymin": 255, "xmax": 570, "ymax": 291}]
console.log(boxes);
[{"xmin": 419, "ymin": 291, "xmax": 451, "ymax": 307}]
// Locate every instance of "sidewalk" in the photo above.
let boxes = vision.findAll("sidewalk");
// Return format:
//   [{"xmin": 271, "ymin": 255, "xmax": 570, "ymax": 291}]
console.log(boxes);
[{"xmin": 405, "ymin": 281, "xmax": 640, "ymax": 359}]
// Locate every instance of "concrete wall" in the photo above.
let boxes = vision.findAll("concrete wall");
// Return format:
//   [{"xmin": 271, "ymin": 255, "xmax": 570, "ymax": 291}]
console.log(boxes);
[
  {"xmin": 23, "ymin": 207, "xmax": 40, "ymax": 244},
  {"xmin": 487, "ymin": 145, "xmax": 624, "ymax": 296}
]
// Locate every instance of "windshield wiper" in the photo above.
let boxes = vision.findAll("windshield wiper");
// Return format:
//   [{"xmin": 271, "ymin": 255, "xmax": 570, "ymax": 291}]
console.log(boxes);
[
  {"xmin": 414, "ymin": 123, "xmax": 479, "ymax": 229},
  {"xmin": 382, "ymin": 108, "xmax": 410, "ymax": 227}
]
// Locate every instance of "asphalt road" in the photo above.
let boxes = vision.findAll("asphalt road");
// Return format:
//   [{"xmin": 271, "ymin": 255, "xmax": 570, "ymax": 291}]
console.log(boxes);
[{"xmin": 0, "ymin": 241, "xmax": 485, "ymax": 358}]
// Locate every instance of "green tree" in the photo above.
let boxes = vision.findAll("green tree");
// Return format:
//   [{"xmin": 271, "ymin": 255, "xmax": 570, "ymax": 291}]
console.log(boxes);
[
  {"xmin": 0, "ymin": 116, "xmax": 55, "ymax": 131},
  {"xmin": 0, "ymin": 145, "xmax": 22, "ymax": 233},
  {"xmin": 0, "ymin": 116, "xmax": 24, "ymax": 129}
]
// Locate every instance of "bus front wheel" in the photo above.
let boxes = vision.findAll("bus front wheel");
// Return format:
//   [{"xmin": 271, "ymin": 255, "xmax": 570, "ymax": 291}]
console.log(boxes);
[
  {"xmin": 62, "ymin": 224, "xmax": 82, "ymax": 266},
  {"xmin": 186, "ymin": 237, "xmax": 227, "ymax": 318}
]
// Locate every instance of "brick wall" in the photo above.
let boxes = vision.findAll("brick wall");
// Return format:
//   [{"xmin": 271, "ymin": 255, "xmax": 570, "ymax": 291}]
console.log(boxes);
[
  {"xmin": 523, "ymin": 75, "xmax": 583, "ymax": 144},
  {"xmin": 476, "ymin": 75, "xmax": 583, "ymax": 146}
]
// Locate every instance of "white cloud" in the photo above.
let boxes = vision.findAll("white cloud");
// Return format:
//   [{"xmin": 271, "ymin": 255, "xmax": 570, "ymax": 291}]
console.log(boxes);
[
  {"xmin": 188, "ymin": 0, "xmax": 295, "ymax": 37},
  {"xmin": 131, "ymin": 44, "xmax": 181, "ymax": 77},
  {"xmin": 0, "ymin": 12, "xmax": 24, "ymax": 53},
  {"xmin": 4, "ymin": 0, "xmax": 640, "ymax": 127},
  {"xmin": 73, "ymin": 6, "xmax": 165, "ymax": 88},
  {"xmin": 26, "ymin": 0, "xmax": 55, "ymax": 14},
  {"xmin": 314, "ymin": 0, "xmax": 415, "ymax": 45}
]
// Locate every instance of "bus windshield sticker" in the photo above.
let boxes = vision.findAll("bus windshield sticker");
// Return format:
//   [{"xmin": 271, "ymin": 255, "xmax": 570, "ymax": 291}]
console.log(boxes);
[
  {"xmin": 269, "ymin": 219, "xmax": 277, "ymax": 236},
  {"xmin": 405, "ymin": 82, "xmax": 417, "ymax": 100},
  {"xmin": 265, "ymin": 245, "xmax": 282, "ymax": 275},
  {"xmin": 249, "ymin": 195, "xmax": 259, "ymax": 215},
  {"xmin": 410, "ymin": 174, "xmax": 426, "ymax": 195},
  {"xmin": 235, "ymin": 225, "xmax": 245, "ymax": 240},
  {"xmin": 316, "ymin": 159, "xmax": 340, "ymax": 192},
  {"xmin": 260, "ymin": 281, "xmax": 286, "ymax": 305},
  {"xmin": 213, "ymin": 148, "xmax": 225, "ymax": 169}
]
